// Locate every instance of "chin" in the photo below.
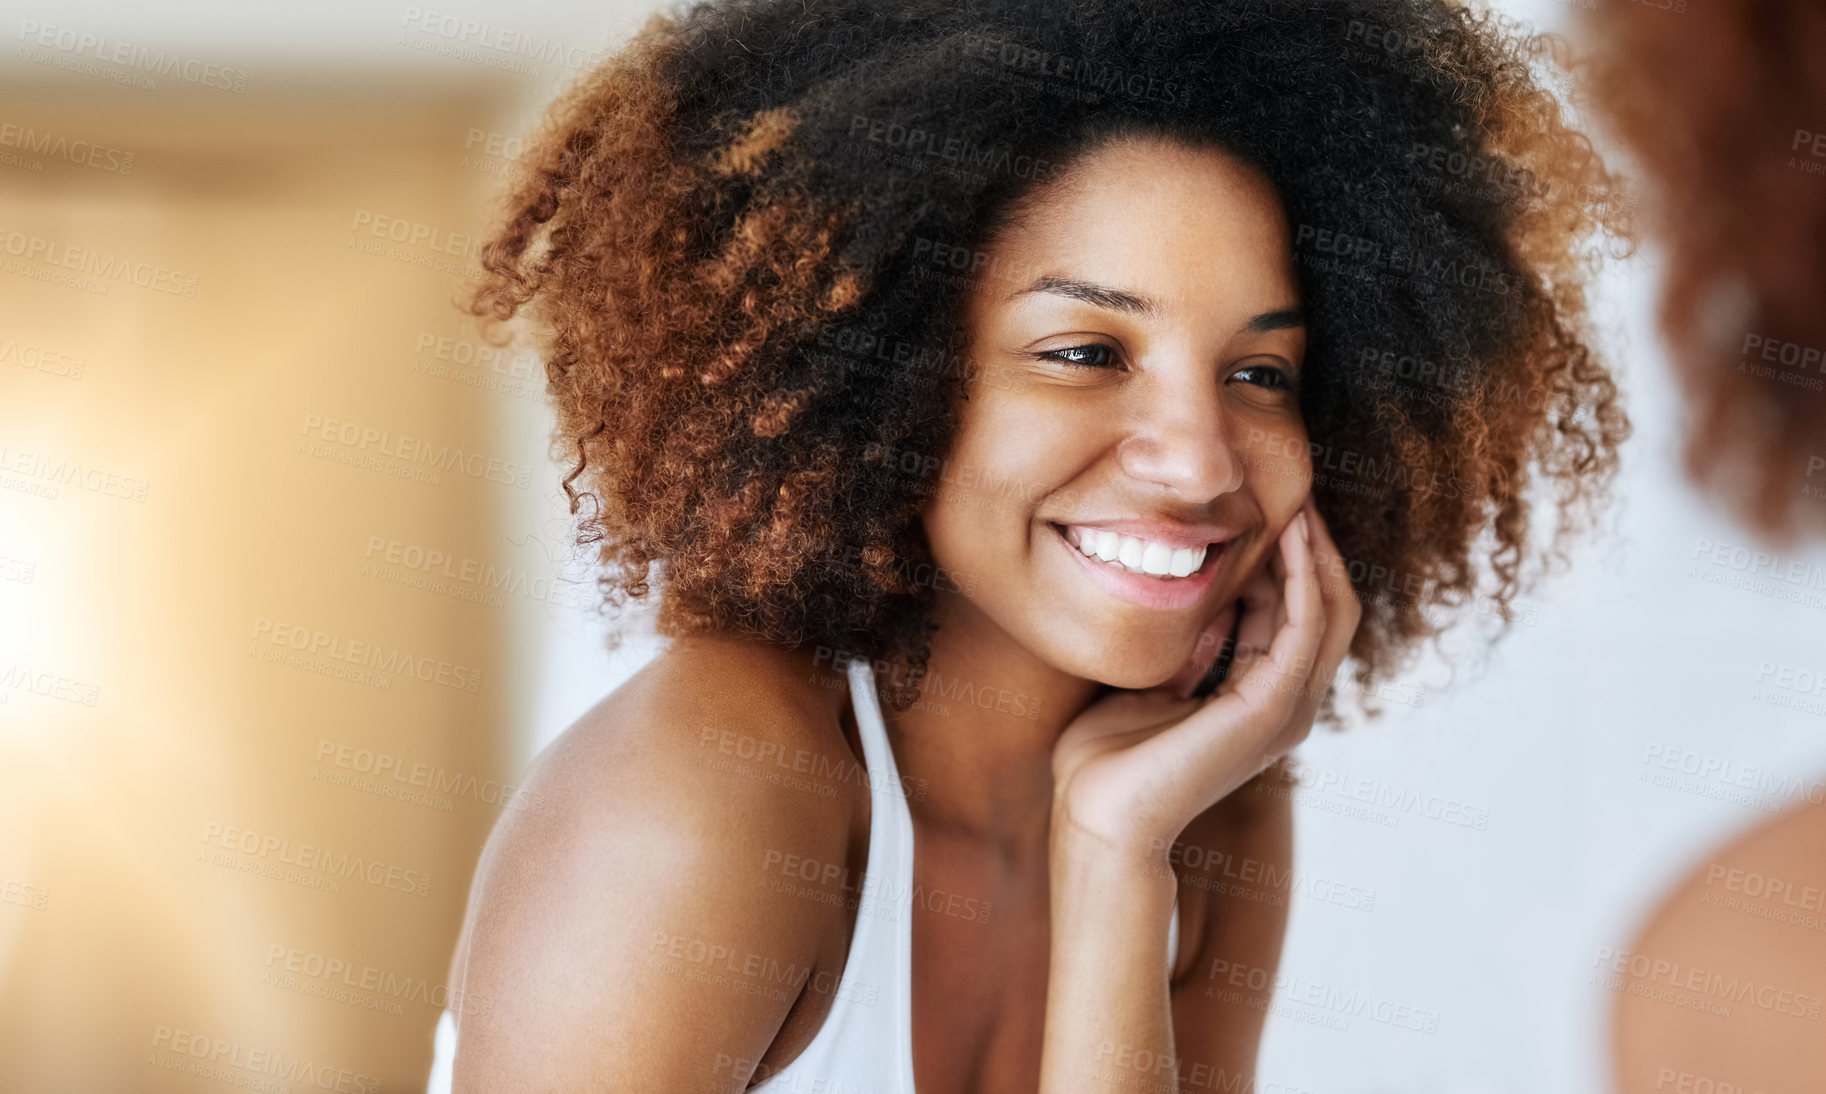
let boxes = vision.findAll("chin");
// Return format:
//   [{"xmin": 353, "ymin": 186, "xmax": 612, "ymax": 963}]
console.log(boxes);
[
  {"xmin": 1097, "ymin": 661, "xmax": 1186, "ymax": 692},
  {"xmin": 1043, "ymin": 635, "xmax": 1190, "ymax": 692}
]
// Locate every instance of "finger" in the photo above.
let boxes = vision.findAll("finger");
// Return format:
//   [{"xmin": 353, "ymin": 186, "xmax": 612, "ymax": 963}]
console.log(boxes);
[
  {"xmin": 1228, "ymin": 552, "xmax": 1282, "ymax": 684},
  {"xmin": 1263, "ymin": 529, "xmax": 1292, "ymax": 638},
  {"xmin": 1131, "ymin": 536, "xmax": 1286, "ymax": 803},
  {"xmin": 1304, "ymin": 495, "xmax": 1352, "ymax": 611},
  {"xmin": 1231, "ymin": 509, "xmax": 1323, "ymax": 715},
  {"xmin": 1147, "ymin": 517, "xmax": 1323, "ymax": 814},
  {"xmin": 1257, "ymin": 505, "xmax": 1335, "ymax": 762},
  {"xmin": 1297, "ymin": 496, "xmax": 1363, "ymax": 707},
  {"xmin": 1155, "ymin": 517, "xmax": 1307, "ymax": 795},
  {"xmin": 1163, "ymin": 599, "xmax": 1239, "ymax": 700}
]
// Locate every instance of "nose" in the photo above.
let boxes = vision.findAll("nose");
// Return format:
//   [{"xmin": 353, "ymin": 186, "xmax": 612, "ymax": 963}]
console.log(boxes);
[{"xmin": 1115, "ymin": 380, "xmax": 1247, "ymax": 501}]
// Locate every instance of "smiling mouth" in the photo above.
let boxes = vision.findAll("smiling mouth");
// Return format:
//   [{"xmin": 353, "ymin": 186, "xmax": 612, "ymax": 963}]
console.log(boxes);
[{"xmin": 1047, "ymin": 522, "xmax": 1225, "ymax": 581}]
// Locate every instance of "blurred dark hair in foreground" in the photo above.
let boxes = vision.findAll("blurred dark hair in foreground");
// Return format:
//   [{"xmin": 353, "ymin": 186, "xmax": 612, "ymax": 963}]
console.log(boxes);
[{"xmin": 1579, "ymin": 0, "xmax": 1826, "ymax": 542}]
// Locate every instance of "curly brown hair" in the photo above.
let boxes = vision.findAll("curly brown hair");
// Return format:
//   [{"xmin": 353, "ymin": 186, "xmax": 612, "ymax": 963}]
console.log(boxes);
[
  {"xmin": 467, "ymin": 0, "xmax": 1632, "ymax": 713},
  {"xmin": 1578, "ymin": 0, "xmax": 1826, "ymax": 543}
]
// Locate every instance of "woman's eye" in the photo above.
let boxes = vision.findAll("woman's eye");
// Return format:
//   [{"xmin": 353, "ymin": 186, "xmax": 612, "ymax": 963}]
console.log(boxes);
[
  {"xmin": 1230, "ymin": 363, "xmax": 1297, "ymax": 391},
  {"xmin": 1039, "ymin": 343, "xmax": 1118, "ymax": 369}
]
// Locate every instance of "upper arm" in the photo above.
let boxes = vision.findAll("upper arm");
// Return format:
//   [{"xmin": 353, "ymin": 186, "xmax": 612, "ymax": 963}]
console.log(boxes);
[
  {"xmin": 447, "ymin": 688, "xmax": 856, "ymax": 1093},
  {"xmin": 1168, "ymin": 761, "xmax": 1296, "ymax": 1087}
]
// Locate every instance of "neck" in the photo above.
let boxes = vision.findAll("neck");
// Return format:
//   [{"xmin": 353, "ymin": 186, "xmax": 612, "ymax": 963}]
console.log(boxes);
[{"xmin": 878, "ymin": 592, "xmax": 1104, "ymax": 853}]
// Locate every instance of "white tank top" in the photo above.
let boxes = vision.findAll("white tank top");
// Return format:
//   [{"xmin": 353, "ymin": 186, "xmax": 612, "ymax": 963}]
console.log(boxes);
[{"xmin": 424, "ymin": 655, "xmax": 1180, "ymax": 1092}]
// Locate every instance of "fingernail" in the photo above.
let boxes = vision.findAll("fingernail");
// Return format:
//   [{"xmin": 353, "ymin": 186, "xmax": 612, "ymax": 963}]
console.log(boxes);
[{"xmin": 1296, "ymin": 512, "xmax": 1310, "ymax": 545}]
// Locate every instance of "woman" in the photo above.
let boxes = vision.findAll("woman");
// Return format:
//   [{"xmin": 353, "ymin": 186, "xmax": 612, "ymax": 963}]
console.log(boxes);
[
  {"xmin": 431, "ymin": 0, "xmax": 1628, "ymax": 1089},
  {"xmin": 1576, "ymin": 0, "xmax": 1826, "ymax": 1088}
]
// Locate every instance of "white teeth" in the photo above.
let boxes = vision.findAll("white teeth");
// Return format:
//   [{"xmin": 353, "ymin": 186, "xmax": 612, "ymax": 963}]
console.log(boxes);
[{"xmin": 1062, "ymin": 525, "xmax": 1210, "ymax": 579}]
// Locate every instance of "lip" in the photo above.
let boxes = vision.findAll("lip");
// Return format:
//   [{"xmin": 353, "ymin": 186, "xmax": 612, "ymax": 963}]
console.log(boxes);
[
  {"xmin": 1046, "ymin": 521, "xmax": 1227, "ymax": 611},
  {"xmin": 1053, "ymin": 517, "xmax": 1236, "ymax": 551}
]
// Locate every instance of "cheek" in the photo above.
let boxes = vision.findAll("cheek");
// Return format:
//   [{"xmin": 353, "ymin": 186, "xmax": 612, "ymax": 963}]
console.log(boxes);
[
  {"xmin": 1236, "ymin": 418, "xmax": 1312, "ymax": 518},
  {"xmin": 917, "ymin": 400, "xmax": 1017, "ymax": 576},
  {"xmin": 920, "ymin": 388, "xmax": 1088, "ymax": 572},
  {"xmin": 937, "ymin": 393, "xmax": 1074, "ymax": 518}
]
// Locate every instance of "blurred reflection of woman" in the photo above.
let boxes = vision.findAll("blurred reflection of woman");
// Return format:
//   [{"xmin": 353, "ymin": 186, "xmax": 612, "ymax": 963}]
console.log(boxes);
[
  {"xmin": 1578, "ymin": 1, "xmax": 1826, "ymax": 1089},
  {"xmin": 428, "ymin": 0, "xmax": 1629, "ymax": 1089}
]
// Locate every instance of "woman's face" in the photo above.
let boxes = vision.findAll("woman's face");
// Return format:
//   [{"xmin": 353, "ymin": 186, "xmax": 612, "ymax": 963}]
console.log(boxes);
[{"xmin": 922, "ymin": 135, "xmax": 1313, "ymax": 689}]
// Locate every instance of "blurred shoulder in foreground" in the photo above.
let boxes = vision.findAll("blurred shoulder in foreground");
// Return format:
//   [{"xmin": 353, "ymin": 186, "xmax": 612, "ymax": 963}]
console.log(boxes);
[{"xmin": 1608, "ymin": 796, "xmax": 1826, "ymax": 1092}]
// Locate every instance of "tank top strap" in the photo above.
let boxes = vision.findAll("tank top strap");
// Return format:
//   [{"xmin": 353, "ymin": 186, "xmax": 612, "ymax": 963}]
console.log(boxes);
[
  {"xmin": 845, "ymin": 655, "xmax": 908, "ymax": 813},
  {"xmin": 845, "ymin": 657, "xmax": 1183, "ymax": 1002},
  {"xmin": 843, "ymin": 658, "xmax": 1183, "ymax": 975},
  {"xmin": 842, "ymin": 654, "xmax": 919, "ymax": 1084},
  {"xmin": 748, "ymin": 655, "xmax": 1179, "ymax": 1093}
]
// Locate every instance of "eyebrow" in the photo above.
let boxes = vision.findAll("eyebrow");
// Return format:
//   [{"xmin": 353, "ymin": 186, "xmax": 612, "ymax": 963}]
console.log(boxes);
[{"xmin": 1006, "ymin": 274, "xmax": 1304, "ymax": 333}]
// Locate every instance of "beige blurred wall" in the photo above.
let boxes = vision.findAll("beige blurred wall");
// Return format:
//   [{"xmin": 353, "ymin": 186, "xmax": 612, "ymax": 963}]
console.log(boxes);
[{"xmin": 0, "ymin": 66, "xmax": 558, "ymax": 1090}]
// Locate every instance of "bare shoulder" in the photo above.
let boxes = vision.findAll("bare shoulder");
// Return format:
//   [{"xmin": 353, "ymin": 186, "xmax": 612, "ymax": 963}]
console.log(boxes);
[
  {"xmin": 1609, "ymin": 794, "xmax": 1826, "ymax": 1092},
  {"xmin": 493, "ymin": 633, "xmax": 857, "ymax": 845},
  {"xmin": 447, "ymin": 634, "xmax": 865, "ymax": 1092}
]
